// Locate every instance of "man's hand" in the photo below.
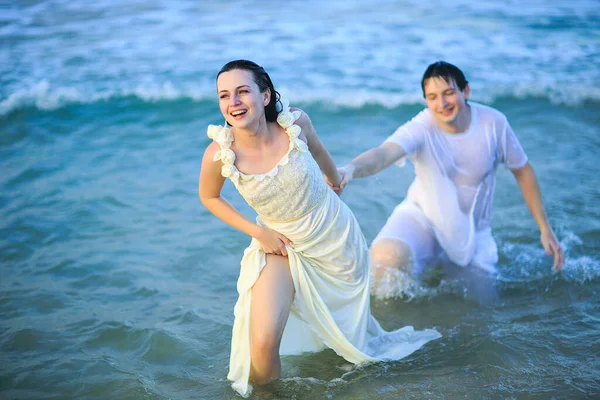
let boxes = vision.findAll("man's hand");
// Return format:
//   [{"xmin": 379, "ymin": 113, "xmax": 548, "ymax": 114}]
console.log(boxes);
[
  {"xmin": 541, "ymin": 229, "xmax": 565, "ymax": 272},
  {"xmin": 337, "ymin": 165, "xmax": 354, "ymax": 191}
]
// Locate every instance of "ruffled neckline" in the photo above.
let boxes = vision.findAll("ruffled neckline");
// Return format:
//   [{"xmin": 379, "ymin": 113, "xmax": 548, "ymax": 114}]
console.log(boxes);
[{"xmin": 207, "ymin": 99, "xmax": 307, "ymax": 182}]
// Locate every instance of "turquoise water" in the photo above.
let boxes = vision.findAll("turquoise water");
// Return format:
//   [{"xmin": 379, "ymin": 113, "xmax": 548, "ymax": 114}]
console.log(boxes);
[{"xmin": 2, "ymin": 1, "xmax": 599, "ymax": 399}]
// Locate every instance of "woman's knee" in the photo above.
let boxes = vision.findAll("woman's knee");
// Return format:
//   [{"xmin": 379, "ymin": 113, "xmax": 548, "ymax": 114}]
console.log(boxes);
[
  {"xmin": 251, "ymin": 330, "xmax": 280, "ymax": 357},
  {"xmin": 370, "ymin": 239, "xmax": 413, "ymax": 272},
  {"xmin": 250, "ymin": 330, "xmax": 281, "ymax": 384}
]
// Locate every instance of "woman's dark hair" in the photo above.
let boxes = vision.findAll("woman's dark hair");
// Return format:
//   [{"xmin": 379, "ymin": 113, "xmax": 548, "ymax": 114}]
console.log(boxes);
[
  {"xmin": 217, "ymin": 60, "xmax": 281, "ymax": 122},
  {"xmin": 421, "ymin": 61, "xmax": 469, "ymax": 97}
]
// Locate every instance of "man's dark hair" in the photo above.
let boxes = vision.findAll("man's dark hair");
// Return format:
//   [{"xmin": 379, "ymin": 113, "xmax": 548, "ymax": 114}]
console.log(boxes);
[
  {"xmin": 217, "ymin": 60, "xmax": 281, "ymax": 122},
  {"xmin": 421, "ymin": 61, "xmax": 469, "ymax": 97}
]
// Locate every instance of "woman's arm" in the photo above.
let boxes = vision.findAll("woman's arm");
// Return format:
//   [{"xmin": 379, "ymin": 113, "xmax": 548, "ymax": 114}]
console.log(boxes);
[
  {"xmin": 293, "ymin": 109, "xmax": 341, "ymax": 187},
  {"xmin": 199, "ymin": 142, "xmax": 292, "ymax": 255}
]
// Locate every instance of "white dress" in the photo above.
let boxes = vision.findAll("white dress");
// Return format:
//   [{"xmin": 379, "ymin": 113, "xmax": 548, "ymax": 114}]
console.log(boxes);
[{"xmin": 207, "ymin": 100, "xmax": 441, "ymax": 397}]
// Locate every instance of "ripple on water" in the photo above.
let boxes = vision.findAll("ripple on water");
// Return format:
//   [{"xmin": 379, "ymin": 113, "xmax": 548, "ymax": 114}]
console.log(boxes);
[
  {"xmin": 5, "ymin": 164, "xmax": 64, "ymax": 188},
  {"xmin": 70, "ymin": 319, "xmax": 226, "ymax": 397},
  {"xmin": 1, "ymin": 288, "xmax": 70, "ymax": 319},
  {"xmin": 1, "ymin": 328, "xmax": 70, "ymax": 355},
  {"xmin": 83, "ymin": 321, "xmax": 152, "ymax": 355},
  {"xmin": 70, "ymin": 269, "xmax": 134, "ymax": 291}
]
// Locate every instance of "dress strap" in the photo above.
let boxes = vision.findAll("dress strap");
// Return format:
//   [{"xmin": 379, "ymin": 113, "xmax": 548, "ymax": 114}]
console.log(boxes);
[
  {"xmin": 276, "ymin": 99, "xmax": 307, "ymax": 153},
  {"xmin": 207, "ymin": 124, "xmax": 239, "ymax": 180},
  {"xmin": 276, "ymin": 99, "xmax": 303, "ymax": 141}
]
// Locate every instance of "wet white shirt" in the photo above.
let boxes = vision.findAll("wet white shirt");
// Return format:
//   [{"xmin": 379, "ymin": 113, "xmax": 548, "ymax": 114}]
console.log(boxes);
[{"xmin": 384, "ymin": 102, "xmax": 528, "ymax": 268}]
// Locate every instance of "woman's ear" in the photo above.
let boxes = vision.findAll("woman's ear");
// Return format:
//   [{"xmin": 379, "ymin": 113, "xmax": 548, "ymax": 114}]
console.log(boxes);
[{"xmin": 263, "ymin": 88, "xmax": 271, "ymax": 106}]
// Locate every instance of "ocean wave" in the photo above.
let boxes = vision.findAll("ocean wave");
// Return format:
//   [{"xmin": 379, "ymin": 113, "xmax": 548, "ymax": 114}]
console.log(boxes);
[
  {"xmin": 2, "ymin": 80, "xmax": 600, "ymax": 116},
  {"xmin": 0, "ymin": 80, "xmax": 209, "ymax": 116}
]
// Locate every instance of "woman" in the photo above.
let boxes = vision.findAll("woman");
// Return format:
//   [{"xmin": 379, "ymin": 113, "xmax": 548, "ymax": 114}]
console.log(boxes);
[{"xmin": 199, "ymin": 60, "xmax": 440, "ymax": 396}]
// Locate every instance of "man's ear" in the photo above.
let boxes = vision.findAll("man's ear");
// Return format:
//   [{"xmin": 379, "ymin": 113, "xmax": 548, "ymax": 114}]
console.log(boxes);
[{"xmin": 463, "ymin": 83, "xmax": 470, "ymax": 100}]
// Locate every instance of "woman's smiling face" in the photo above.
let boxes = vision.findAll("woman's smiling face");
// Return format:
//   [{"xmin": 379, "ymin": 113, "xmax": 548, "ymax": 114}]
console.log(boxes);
[{"xmin": 217, "ymin": 69, "xmax": 269, "ymax": 129}]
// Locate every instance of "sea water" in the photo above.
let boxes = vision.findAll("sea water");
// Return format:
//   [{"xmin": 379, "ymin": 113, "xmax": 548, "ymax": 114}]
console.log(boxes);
[{"xmin": 1, "ymin": 1, "xmax": 599, "ymax": 398}]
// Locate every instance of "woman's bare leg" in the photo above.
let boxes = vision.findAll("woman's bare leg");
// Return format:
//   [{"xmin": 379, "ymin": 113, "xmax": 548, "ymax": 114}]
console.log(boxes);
[{"xmin": 249, "ymin": 254, "xmax": 295, "ymax": 384}]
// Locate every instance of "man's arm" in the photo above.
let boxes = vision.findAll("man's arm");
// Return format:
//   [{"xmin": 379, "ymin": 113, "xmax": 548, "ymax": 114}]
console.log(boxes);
[
  {"xmin": 338, "ymin": 142, "xmax": 407, "ymax": 190},
  {"xmin": 511, "ymin": 162, "xmax": 565, "ymax": 271}
]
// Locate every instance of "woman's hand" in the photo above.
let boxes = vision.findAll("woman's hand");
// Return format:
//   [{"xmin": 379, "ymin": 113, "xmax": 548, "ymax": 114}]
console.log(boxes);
[
  {"xmin": 324, "ymin": 170, "xmax": 342, "ymax": 195},
  {"xmin": 257, "ymin": 227, "xmax": 293, "ymax": 256}
]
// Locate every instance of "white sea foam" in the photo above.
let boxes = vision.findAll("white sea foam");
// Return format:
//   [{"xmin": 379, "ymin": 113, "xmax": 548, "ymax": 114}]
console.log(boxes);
[
  {"xmin": 1, "ymin": 80, "xmax": 598, "ymax": 116},
  {"xmin": 498, "ymin": 230, "xmax": 598, "ymax": 285},
  {"xmin": 2, "ymin": 0, "xmax": 598, "ymax": 116},
  {"xmin": 562, "ymin": 256, "xmax": 600, "ymax": 284},
  {"xmin": 0, "ymin": 81, "xmax": 212, "ymax": 115}
]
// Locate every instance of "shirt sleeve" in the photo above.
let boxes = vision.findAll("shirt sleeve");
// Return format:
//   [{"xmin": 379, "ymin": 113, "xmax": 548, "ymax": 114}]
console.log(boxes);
[
  {"xmin": 384, "ymin": 109, "xmax": 428, "ymax": 167},
  {"xmin": 498, "ymin": 118, "xmax": 528, "ymax": 170}
]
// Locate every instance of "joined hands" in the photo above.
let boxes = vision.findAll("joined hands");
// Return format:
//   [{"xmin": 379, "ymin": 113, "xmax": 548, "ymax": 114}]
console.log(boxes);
[{"xmin": 325, "ymin": 166, "xmax": 354, "ymax": 195}]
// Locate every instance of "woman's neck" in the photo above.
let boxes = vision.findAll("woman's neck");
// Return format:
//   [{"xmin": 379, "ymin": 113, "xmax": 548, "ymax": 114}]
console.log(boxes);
[{"xmin": 232, "ymin": 118, "xmax": 274, "ymax": 148}]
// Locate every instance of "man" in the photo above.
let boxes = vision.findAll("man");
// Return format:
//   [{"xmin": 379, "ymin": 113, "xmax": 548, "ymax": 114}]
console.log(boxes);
[{"xmin": 336, "ymin": 61, "xmax": 564, "ymax": 295}]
